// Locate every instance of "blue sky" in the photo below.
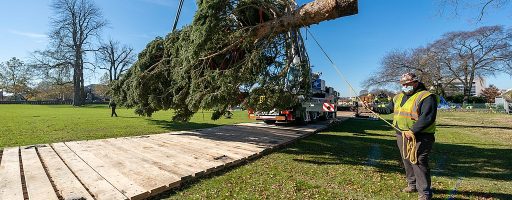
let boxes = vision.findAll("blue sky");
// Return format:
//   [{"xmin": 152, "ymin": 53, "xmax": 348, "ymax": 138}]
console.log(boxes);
[{"xmin": 0, "ymin": 0, "xmax": 511, "ymax": 96}]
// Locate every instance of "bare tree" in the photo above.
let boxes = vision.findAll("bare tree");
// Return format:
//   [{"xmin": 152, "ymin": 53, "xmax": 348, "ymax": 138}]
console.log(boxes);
[
  {"xmin": 30, "ymin": 49, "xmax": 74, "ymax": 100},
  {"xmin": 438, "ymin": 0, "xmax": 511, "ymax": 22},
  {"xmin": 32, "ymin": 81, "xmax": 73, "ymax": 101},
  {"xmin": 31, "ymin": 49, "xmax": 73, "ymax": 86},
  {"xmin": 440, "ymin": 26, "xmax": 511, "ymax": 103},
  {"xmin": 49, "ymin": 0, "xmax": 107, "ymax": 106},
  {"xmin": 0, "ymin": 57, "xmax": 32, "ymax": 97},
  {"xmin": 95, "ymin": 39, "xmax": 135, "ymax": 83},
  {"xmin": 362, "ymin": 47, "xmax": 450, "ymax": 94},
  {"xmin": 362, "ymin": 49, "xmax": 409, "ymax": 89},
  {"xmin": 365, "ymin": 26, "xmax": 512, "ymax": 102}
]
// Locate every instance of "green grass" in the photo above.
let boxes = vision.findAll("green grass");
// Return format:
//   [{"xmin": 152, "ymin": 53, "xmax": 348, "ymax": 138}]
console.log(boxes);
[
  {"xmin": 160, "ymin": 112, "xmax": 512, "ymax": 200},
  {"xmin": 2, "ymin": 105, "xmax": 511, "ymax": 199},
  {"xmin": 0, "ymin": 104, "xmax": 254, "ymax": 148}
]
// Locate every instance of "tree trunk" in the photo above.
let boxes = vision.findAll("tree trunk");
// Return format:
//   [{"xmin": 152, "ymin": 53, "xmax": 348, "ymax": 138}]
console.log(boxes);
[
  {"xmin": 73, "ymin": 49, "xmax": 83, "ymax": 106},
  {"xmin": 464, "ymin": 75, "xmax": 476, "ymax": 104},
  {"xmin": 79, "ymin": 56, "xmax": 86, "ymax": 105},
  {"xmin": 463, "ymin": 85, "xmax": 470, "ymax": 104},
  {"xmin": 254, "ymin": 0, "xmax": 358, "ymax": 39},
  {"xmin": 72, "ymin": 68, "xmax": 80, "ymax": 106},
  {"xmin": 463, "ymin": 78, "xmax": 474, "ymax": 105}
]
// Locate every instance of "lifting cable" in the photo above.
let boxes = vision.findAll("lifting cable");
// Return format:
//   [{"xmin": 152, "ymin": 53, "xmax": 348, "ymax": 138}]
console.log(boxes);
[
  {"xmin": 304, "ymin": 28, "xmax": 417, "ymax": 164},
  {"xmin": 172, "ymin": 0, "xmax": 185, "ymax": 32}
]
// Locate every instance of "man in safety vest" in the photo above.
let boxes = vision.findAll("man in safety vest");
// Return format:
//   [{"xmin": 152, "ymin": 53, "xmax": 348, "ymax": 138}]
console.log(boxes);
[{"xmin": 392, "ymin": 73, "xmax": 437, "ymax": 200}]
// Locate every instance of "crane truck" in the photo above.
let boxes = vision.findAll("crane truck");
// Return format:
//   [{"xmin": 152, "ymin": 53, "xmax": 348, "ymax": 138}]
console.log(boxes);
[
  {"xmin": 246, "ymin": 24, "xmax": 339, "ymax": 125},
  {"xmin": 248, "ymin": 72, "xmax": 338, "ymax": 124}
]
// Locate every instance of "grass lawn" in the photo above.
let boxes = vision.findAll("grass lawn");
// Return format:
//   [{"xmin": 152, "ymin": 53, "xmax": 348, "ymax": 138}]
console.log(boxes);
[
  {"xmin": 159, "ymin": 112, "xmax": 512, "ymax": 200},
  {"xmin": 0, "ymin": 104, "xmax": 254, "ymax": 148},
  {"xmin": 2, "ymin": 105, "xmax": 511, "ymax": 199}
]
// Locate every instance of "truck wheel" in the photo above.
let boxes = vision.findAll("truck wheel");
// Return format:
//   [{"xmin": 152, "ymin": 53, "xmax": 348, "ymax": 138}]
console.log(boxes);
[
  {"xmin": 295, "ymin": 117, "xmax": 307, "ymax": 125},
  {"xmin": 319, "ymin": 114, "xmax": 327, "ymax": 121},
  {"xmin": 263, "ymin": 120, "xmax": 276, "ymax": 125},
  {"xmin": 309, "ymin": 112, "xmax": 320, "ymax": 123},
  {"xmin": 295, "ymin": 111, "xmax": 308, "ymax": 125}
]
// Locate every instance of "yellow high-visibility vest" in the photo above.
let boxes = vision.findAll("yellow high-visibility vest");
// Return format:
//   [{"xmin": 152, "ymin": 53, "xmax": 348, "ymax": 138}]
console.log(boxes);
[{"xmin": 392, "ymin": 91, "xmax": 436, "ymax": 133}]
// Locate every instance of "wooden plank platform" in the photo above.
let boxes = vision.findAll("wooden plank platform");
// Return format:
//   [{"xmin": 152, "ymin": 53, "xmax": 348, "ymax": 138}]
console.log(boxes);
[{"xmin": 0, "ymin": 122, "xmax": 329, "ymax": 199}]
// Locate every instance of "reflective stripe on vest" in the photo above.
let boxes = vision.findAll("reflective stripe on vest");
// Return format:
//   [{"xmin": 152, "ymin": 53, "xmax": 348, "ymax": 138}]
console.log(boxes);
[{"xmin": 392, "ymin": 91, "xmax": 436, "ymax": 133}]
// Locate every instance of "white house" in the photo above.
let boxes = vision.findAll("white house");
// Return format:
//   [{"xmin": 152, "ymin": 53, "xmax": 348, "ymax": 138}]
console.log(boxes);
[{"xmin": 445, "ymin": 77, "xmax": 486, "ymax": 96}]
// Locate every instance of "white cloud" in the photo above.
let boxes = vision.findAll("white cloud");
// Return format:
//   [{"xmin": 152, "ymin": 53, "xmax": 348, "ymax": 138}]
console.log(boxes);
[{"xmin": 9, "ymin": 29, "xmax": 47, "ymax": 39}]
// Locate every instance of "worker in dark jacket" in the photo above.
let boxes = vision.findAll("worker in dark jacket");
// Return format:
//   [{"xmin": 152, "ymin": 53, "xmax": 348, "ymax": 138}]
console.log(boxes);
[
  {"xmin": 390, "ymin": 73, "xmax": 437, "ymax": 200},
  {"xmin": 109, "ymin": 100, "xmax": 118, "ymax": 117}
]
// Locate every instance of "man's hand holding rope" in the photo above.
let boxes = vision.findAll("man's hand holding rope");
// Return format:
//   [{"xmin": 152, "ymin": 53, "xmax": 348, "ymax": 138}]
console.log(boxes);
[{"xmin": 402, "ymin": 130, "xmax": 414, "ymax": 140}]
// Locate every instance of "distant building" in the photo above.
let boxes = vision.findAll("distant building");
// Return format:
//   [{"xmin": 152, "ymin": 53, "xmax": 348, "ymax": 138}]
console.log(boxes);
[
  {"xmin": 445, "ymin": 77, "xmax": 486, "ymax": 96},
  {"xmin": 85, "ymin": 84, "xmax": 109, "ymax": 103},
  {"xmin": 0, "ymin": 91, "xmax": 26, "ymax": 101}
]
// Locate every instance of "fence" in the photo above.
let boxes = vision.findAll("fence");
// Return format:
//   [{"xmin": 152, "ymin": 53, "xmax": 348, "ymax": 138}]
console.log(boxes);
[
  {"xmin": 439, "ymin": 103, "xmax": 508, "ymax": 113},
  {"xmin": 0, "ymin": 100, "xmax": 73, "ymax": 105}
]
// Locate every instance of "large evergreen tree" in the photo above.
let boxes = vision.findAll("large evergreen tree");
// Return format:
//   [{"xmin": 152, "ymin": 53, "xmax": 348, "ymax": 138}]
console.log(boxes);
[{"xmin": 113, "ymin": 0, "xmax": 358, "ymax": 121}]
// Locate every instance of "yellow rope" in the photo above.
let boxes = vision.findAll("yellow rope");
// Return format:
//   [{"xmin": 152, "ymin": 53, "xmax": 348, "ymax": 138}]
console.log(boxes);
[
  {"xmin": 402, "ymin": 133, "xmax": 418, "ymax": 164},
  {"xmin": 304, "ymin": 28, "xmax": 420, "ymax": 164}
]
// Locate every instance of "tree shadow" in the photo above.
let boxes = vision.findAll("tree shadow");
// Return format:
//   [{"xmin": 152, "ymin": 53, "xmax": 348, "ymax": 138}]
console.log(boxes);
[
  {"xmin": 437, "ymin": 124, "xmax": 512, "ymax": 130},
  {"xmin": 147, "ymin": 118, "xmax": 511, "ymax": 199},
  {"xmin": 147, "ymin": 118, "xmax": 331, "ymax": 147},
  {"xmin": 432, "ymin": 189, "xmax": 512, "ymax": 200},
  {"xmin": 147, "ymin": 119, "xmax": 221, "ymax": 132},
  {"xmin": 150, "ymin": 117, "xmax": 512, "ymax": 182},
  {"xmin": 282, "ymin": 118, "xmax": 512, "ymax": 182},
  {"xmin": 116, "ymin": 116, "xmax": 143, "ymax": 119}
]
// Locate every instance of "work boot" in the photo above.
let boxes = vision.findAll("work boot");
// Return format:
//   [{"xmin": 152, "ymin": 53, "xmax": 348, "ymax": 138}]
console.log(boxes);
[
  {"xmin": 418, "ymin": 194, "xmax": 432, "ymax": 200},
  {"xmin": 401, "ymin": 185, "xmax": 417, "ymax": 193}
]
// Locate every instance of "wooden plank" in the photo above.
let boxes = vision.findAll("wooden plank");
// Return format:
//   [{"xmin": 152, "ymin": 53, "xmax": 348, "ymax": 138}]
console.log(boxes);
[
  {"xmin": 228, "ymin": 125, "xmax": 302, "ymax": 136},
  {"xmin": 188, "ymin": 127, "xmax": 292, "ymax": 148},
  {"xmin": 149, "ymin": 134, "xmax": 252, "ymax": 159},
  {"xmin": 51, "ymin": 143, "xmax": 128, "ymax": 200},
  {"xmin": 37, "ymin": 145, "xmax": 94, "ymax": 200},
  {"xmin": 154, "ymin": 133, "xmax": 257, "ymax": 156},
  {"xmin": 198, "ymin": 127, "xmax": 292, "ymax": 147},
  {"xmin": 101, "ymin": 137, "xmax": 200, "ymax": 179},
  {"xmin": 186, "ymin": 128, "xmax": 290, "ymax": 157},
  {"xmin": 20, "ymin": 146, "xmax": 59, "ymax": 200},
  {"xmin": 112, "ymin": 137, "xmax": 224, "ymax": 174},
  {"xmin": 147, "ymin": 135, "xmax": 244, "ymax": 168},
  {"xmin": 213, "ymin": 126, "xmax": 303, "ymax": 148},
  {"xmin": 192, "ymin": 127, "xmax": 295, "ymax": 147},
  {"xmin": 58, "ymin": 142, "xmax": 149, "ymax": 200},
  {"xmin": 67, "ymin": 140, "xmax": 181, "ymax": 194},
  {"xmin": 139, "ymin": 135, "xmax": 250, "ymax": 175},
  {"xmin": 0, "ymin": 147, "xmax": 24, "ymax": 200},
  {"xmin": 146, "ymin": 134, "xmax": 250, "ymax": 161},
  {"xmin": 236, "ymin": 122, "xmax": 321, "ymax": 132},
  {"xmin": 169, "ymin": 129, "xmax": 281, "ymax": 150},
  {"xmin": 191, "ymin": 132, "xmax": 264, "ymax": 153}
]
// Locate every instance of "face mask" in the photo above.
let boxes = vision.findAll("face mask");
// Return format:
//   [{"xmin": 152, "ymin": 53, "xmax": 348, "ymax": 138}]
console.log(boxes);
[{"xmin": 402, "ymin": 85, "xmax": 414, "ymax": 93}]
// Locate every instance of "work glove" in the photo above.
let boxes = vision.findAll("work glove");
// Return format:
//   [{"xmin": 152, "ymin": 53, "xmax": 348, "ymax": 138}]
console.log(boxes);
[{"xmin": 402, "ymin": 130, "xmax": 415, "ymax": 140}]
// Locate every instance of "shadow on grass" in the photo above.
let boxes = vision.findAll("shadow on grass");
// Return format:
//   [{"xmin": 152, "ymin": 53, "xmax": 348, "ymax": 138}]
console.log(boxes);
[
  {"xmin": 147, "ymin": 119, "xmax": 221, "ymax": 131},
  {"xmin": 294, "ymin": 118, "xmax": 399, "ymax": 169},
  {"xmin": 282, "ymin": 118, "xmax": 512, "ymax": 182},
  {"xmin": 437, "ymin": 124, "xmax": 512, "ymax": 130},
  {"xmin": 432, "ymin": 189, "xmax": 512, "ymax": 200},
  {"xmin": 86, "ymin": 104, "xmax": 108, "ymax": 107},
  {"xmin": 150, "ymin": 117, "xmax": 512, "ymax": 183},
  {"xmin": 148, "ymin": 118, "xmax": 511, "ymax": 199},
  {"xmin": 116, "ymin": 116, "xmax": 141, "ymax": 119}
]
